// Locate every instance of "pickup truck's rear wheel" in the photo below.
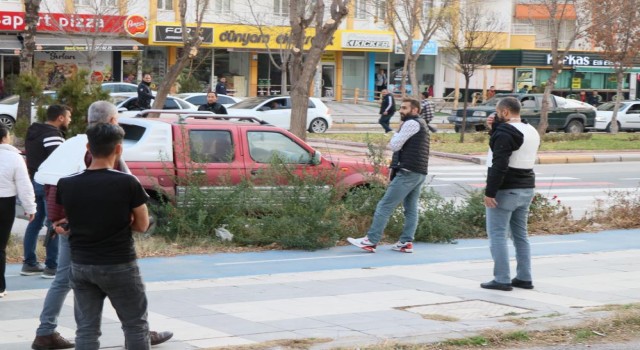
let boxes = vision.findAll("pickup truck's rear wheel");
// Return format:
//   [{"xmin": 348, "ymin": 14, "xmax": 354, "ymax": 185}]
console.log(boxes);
[
  {"xmin": 605, "ymin": 121, "xmax": 621, "ymax": 133},
  {"xmin": 564, "ymin": 120, "xmax": 584, "ymax": 134},
  {"xmin": 308, "ymin": 118, "xmax": 329, "ymax": 133},
  {"xmin": 0, "ymin": 115, "xmax": 15, "ymax": 129}
]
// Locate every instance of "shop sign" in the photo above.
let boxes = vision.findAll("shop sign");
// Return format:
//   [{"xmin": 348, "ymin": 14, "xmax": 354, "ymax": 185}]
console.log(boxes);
[
  {"xmin": 214, "ymin": 25, "xmax": 334, "ymax": 50},
  {"xmin": 546, "ymin": 53, "xmax": 613, "ymax": 67},
  {"xmin": 125, "ymin": 15, "xmax": 147, "ymax": 36},
  {"xmin": 394, "ymin": 40, "xmax": 438, "ymax": 55},
  {"xmin": 153, "ymin": 25, "xmax": 214, "ymax": 44},
  {"xmin": 0, "ymin": 11, "xmax": 126, "ymax": 33},
  {"xmin": 341, "ymin": 32, "xmax": 393, "ymax": 50},
  {"xmin": 35, "ymin": 51, "xmax": 114, "ymax": 86},
  {"xmin": 571, "ymin": 77, "xmax": 581, "ymax": 89},
  {"xmin": 321, "ymin": 52, "xmax": 336, "ymax": 62}
]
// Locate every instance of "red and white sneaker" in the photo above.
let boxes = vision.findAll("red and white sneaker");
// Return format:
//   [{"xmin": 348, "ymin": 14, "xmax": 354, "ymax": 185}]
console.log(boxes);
[
  {"xmin": 347, "ymin": 237, "xmax": 377, "ymax": 253},
  {"xmin": 391, "ymin": 241, "xmax": 413, "ymax": 253}
]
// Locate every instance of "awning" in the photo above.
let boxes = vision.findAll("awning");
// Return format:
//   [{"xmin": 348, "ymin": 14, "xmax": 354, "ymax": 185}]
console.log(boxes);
[
  {"xmin": 0, "ymin": 34, "xmax": 143, "ymax": 54},
  {"xmin": 575, "ymin": 66, "xmax": 640, "ymax": 74}
]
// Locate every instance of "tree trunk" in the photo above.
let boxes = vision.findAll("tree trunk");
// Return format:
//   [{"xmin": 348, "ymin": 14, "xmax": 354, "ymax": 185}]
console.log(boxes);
[
  {"xmin": 610, "ymin": 70, "xmax": 624, "ymax": 134},
  {"xmin": 539, "ymin": 63, "xmax": 560, "ymax": 136},
  {"xmin": 408, "ymin": 55, "xmax": 420, "ymax": 99},
  {"xmin": 153, "ymin": 51, "xmax": 191, "ymax": 113},
  {"xmin": 400, "ymin": 43, "xmax": 411, "ymax": 97},
  {"xmin": 280, "ymin": 64, "xmax": 288, "ymax": 95},
  {"xmin": 459, "ymin": 76, "xmax": 470, "ymax": 143},
  {"xmin": 17, "ymin": 0, "xmax": 42, "ymax": 128}
]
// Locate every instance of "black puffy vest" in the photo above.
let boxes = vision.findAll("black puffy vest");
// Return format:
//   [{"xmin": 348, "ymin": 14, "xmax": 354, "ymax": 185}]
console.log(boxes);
[{"xmin": 390, "ymin": 117, "xmax": 430, "ymax": 175}]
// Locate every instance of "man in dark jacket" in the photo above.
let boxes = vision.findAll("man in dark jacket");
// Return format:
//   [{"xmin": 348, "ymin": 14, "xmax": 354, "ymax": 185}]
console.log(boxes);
[
  {"xmin": 378, "ymin": 89, "xmax": 396, "ymax": 133},
  {"xmin": 481, "ymin": 96, "xmax": 540, "ymax": 292},
  {"xmin": 137, "ymin": 73, "xmax": 154, "ymax": 110},
  {"xmin": 348, "ymin": 98, "xmax": 429, "ymax": 253},
  {"xmin": 198, "ymin": 92, "xmax": 228, "ymax": 114},
  {"xmin": 215, "ymin": 76, "xmax": 228, "ymax": 96},
  {"xmin": 22, "ymin": 105, "xmax": 72, "ymax": 278}
]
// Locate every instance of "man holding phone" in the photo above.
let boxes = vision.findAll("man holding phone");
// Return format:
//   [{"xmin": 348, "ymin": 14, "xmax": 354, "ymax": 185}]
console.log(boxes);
[{"xmin": 482, "ymin": 97, "xmax": 540, "ymax": 291}]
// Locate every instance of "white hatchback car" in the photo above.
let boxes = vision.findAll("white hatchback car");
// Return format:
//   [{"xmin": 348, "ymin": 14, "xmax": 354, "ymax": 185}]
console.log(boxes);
[
  {"xmin": 226, "ymin": 96, "xmax": 332, "ymax": 133},
  {"xmin": 101, "ymin": 82, "xmax": 139, "ymax": 93},
  {"xmin": 115, "ymin": 95, "xmax": 198, "ymax": 117},
  {"xmin": 0, "ymin": 91, "xmax": 57, "ymax": 129},
  {"xmin": 595, "ymin": 101, "xmax": 640, "ymax": 132},
  {"xmin": 175, "ymin": 93, "xmax": 242, "ymax": 108}
]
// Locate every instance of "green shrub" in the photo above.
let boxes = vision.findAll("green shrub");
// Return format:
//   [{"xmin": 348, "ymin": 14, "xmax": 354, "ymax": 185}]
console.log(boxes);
[
  {"xmin": 177, "ymin": 74, "xmax": 202, "ymax": 93},
  {"xmin": 56, "ymin": 70, "xmax": 111, "ymax": 136}
]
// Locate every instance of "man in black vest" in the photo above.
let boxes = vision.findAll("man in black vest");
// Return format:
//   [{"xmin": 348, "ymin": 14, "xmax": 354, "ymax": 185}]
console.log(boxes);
[
  {"xmin": 198, "ymin": 91, "xmax": 228, "ymax": 114},
  {"xmin": 348, "ymin": 98, "xmax": 430, "ymax": 253}
]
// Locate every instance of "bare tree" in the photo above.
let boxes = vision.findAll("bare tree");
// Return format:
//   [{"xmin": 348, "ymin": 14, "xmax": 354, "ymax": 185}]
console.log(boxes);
[
  {"xmin": 587, "ymin": 0, "xmax": 640, "ymax": 134},
  {"xmin": 379, "ymin": 0, "xmax": 450, "ymax": 98},
  {"xmin": 441, "ymin": 3, "xmax": 501, "ymax": 142},
  {"xmin": 524, "ymin": 0, "xmax": 600, "ymax": 135},
  {"xmin": 288, "ymin": 0, "xmax": 350, "ymax": 139},
  {"xmin": 152, "ymin": 0, "xmax": 210, "ymax": 111},
  {"xmin": 16, "ymin": 0, "xmax": 43, "ymax": 128}
]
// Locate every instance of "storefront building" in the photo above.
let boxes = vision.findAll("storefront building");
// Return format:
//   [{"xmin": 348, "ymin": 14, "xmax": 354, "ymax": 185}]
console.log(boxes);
[
  {"xmin": 0, "ymin": 10, "xmax": 143, "ymax": 95},
  {"xmin": 142, "ymin": 23, "xmax": 396, "ymax": 101},
  {"xmin": 490, "ymin": 50, "xmax": 640, "ymax": 101}
]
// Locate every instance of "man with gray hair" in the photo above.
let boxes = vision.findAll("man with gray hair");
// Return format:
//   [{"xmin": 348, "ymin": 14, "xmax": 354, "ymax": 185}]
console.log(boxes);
[{"xmin": 32, "ymin": 101, "xmax": 172, "ymax": 349}]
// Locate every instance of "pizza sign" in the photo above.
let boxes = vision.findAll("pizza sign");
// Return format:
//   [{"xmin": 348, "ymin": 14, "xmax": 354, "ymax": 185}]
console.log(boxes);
[{"xmin": 125, "ymin": 15, "xmax": 147, "ymax": 36}]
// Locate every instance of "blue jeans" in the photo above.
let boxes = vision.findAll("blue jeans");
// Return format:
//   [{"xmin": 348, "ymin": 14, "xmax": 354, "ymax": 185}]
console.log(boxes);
[
  {"xmin": 36, "ymin": 235, "xmax": 71, "ymax": 336},
  {"xmin": 367, "ymin": 170, "xmax": 427, "ymax": 244},
  {"xmin": 485, "ymin": 188, "xmax": 535, "ymax": 284},
  {"xmin": 70, "ymin": 261, "xmax": 149, "ymax": 350},
  {"xmin": 23, "ymin": 181, "xmax": 58, "ymax": 269}
]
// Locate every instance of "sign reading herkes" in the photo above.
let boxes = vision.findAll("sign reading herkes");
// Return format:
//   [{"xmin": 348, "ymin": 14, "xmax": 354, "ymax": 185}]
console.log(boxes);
[{"xmin": 153, "ymin": 25, "xmax": 213, "ymax": 45}]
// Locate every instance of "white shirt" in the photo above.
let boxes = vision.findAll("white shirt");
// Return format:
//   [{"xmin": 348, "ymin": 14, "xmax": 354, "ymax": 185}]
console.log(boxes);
[{"xmin": 0, "ymin": 144, "xmax": 36, "ymax": 214}]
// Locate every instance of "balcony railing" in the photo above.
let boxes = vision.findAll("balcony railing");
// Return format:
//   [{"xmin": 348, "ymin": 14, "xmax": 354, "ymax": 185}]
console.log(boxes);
[{"xmin": 511, "ymin": 23, "xmax": 536, "ymax": 35}]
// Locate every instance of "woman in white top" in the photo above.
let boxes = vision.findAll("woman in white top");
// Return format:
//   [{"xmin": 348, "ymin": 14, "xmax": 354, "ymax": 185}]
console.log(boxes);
[{"xmin": 0, "ymin": 125, "xmax": 36, "ymax": 297}]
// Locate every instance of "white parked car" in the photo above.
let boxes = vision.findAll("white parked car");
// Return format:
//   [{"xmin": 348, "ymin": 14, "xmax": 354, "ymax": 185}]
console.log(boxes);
[
  {"xmin": 226, "ymin": 96, "xmax": 332, "ymax": 133},
  {"xmin": 175, "ymin": 93, "xmax": 242, "ymax": 108},
  {"xmin": 595, "ymin": 101, "xmax": 640, "ymax": 132},
  {"xmin": 0, "ymin": 91, "xmax": 57, "ymax": 129},
  {"xmin": 101, "ymin": 82, "xmax": 139, "ymax": 93},
  {"xmin": 115, "ymin": 95, "xmax": 198, "ymax": 117}
]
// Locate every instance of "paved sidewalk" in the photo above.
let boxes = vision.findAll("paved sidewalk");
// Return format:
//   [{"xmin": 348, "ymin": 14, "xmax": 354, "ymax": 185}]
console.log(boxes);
[{"xmin": 2, "ymin": 231, "xmax": 639, "ymax": 349}]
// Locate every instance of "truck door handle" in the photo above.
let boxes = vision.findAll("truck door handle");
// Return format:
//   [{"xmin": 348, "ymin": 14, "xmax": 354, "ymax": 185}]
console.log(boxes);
[
  {"xmin": 192, "ymin": 170, "xmax": 205, "ymax": 175},
  {"xmin": 250, "ymin": 169, "xmax": 259, "ymax": 175}
]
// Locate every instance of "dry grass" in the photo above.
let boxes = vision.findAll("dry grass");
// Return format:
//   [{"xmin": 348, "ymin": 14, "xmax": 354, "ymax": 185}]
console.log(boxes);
[{"xmin": 344, "ymin": 304, "xmax": 640, "ymax": 350}]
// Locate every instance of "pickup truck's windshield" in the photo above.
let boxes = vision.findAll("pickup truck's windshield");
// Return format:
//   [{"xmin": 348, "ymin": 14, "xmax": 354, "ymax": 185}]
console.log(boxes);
[{"xmin": 598, "ymin": 102, "xmax": 628, "ymax": 111}]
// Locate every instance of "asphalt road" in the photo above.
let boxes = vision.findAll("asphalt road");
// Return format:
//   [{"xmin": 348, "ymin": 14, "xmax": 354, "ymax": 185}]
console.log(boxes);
[{"xmin": 429, "ymin": 161, "xmax": 640, "ymax": 219}]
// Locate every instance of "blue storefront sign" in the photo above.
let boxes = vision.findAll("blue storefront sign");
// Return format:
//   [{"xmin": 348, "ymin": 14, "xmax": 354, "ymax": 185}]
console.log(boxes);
[{"xmin": 394, "ymin": 40, "xmax": 438, "ymax": 55}]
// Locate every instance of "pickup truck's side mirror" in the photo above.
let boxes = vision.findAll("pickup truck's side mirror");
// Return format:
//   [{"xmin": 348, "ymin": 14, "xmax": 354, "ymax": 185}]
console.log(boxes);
[
  {"xmin": 117, "ymin": 107, "xmax": 128, "ymax": 113},
  {"xmin": 311, "ymin": 150, "xmax": 322, "ymax": 165}
]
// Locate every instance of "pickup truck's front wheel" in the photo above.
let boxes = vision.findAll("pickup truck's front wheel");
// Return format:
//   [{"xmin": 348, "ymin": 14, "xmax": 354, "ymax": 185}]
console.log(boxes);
[
  {"xmin": 564, "ymin": 120, "xmax": 584, "ymax": 134},
  {"xmin": 308, "ymin": 118, "xmax": 329, "ymax": 133}
]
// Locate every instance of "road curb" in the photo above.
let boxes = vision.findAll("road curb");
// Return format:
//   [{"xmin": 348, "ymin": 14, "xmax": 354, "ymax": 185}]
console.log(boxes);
[{"xmin": 309, "ymin": 139, "xmax": 640, "ymax": 165}]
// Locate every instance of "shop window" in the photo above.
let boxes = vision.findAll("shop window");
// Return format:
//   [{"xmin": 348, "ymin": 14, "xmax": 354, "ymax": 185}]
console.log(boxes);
[
  {"xmin": 354, "ymin": 0, "xmax": 367, "ymax": 19},
  {"xmin": 274, "ymin": 0, "xmax": 289, "ymax": 17},
  {"xmin": 214, "ymin": 0, "xmax": 231, "ymax": 13},
  {"xmin": 158, "ymin": 0, "xmax": 173, "ymax": 11}
]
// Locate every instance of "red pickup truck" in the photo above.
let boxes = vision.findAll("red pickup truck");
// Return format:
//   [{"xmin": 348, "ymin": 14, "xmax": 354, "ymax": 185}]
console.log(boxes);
[{"xmin": 119, "ymin": 114, "xmax": 386, "ymax": 204}]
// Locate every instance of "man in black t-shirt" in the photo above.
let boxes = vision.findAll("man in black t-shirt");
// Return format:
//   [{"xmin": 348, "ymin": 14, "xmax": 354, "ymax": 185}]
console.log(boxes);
[{"xmin": 56, "ymin": 123, "xmax": 151, "ymax": 349}]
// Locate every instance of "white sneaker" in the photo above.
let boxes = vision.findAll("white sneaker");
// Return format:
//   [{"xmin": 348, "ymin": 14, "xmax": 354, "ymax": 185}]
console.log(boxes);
[
  {"xmin": 0, "ymin": 291, "xmax": 6, "ymax": 298},
  {"xmin": 391, "ymin": 241, "xmax": 414, "ymax": 253},
  {"xmin": 347, "ymin": 237, "xmax": 377, "ymax": 252}
]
